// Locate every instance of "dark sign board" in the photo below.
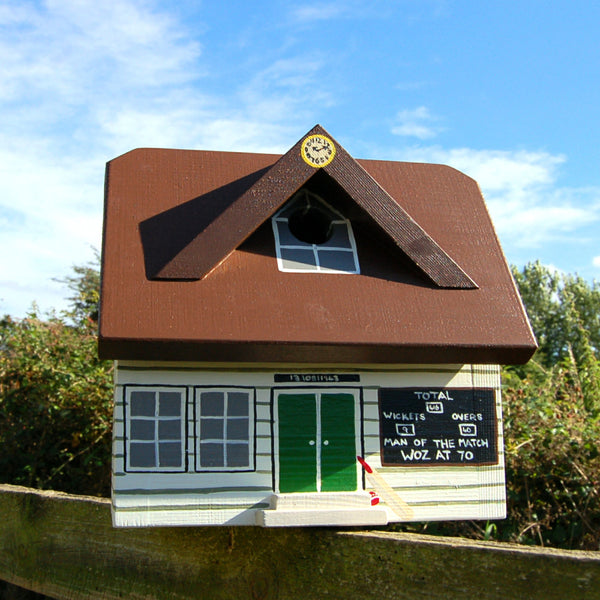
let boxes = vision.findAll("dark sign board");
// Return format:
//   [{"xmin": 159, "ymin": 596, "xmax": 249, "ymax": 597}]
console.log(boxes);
[{"xmin": 378, "ymin": 388, "xmax": 498, "ymax": 466}]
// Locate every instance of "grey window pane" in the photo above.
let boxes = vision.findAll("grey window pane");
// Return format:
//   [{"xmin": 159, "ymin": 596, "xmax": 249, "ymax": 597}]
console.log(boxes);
[
  {"xmin": 158, "ymin": 419, "xmax": 181, "ymax": 440},
  {"xmin": 201, "ymin": 392, "xmax": 224, "ymax": 416},
  {"xmin": 321, "ymin": 223, "xmax": 351, "ymax": 247},
  {"xmin": 200, "ymin": 442, "xmax": 224, "ymax": 467},
  {"xmin": 317, "ymin": 249, "xmax": 358, "ymax": 272},
  {"xmin": 200, "ymin": 418, "xmax": 224, "ymax": 440},
  {"xmin": 130, "ymin": 419, "xmax": 155, "ymax": 441},
  {"xmin": 130, "ymin": 391, "xmax": 155, "ymax": 416},
  {"xmin": 227, "ymin": 392, "xmax": 249, "ymax": 416},
  {"xmin": 129, "ymin": 442, "xmax": 156, "ymax": 468},
  {"xmin": 227, "ymin": 444, "xmax": 249, "ymax": 468},
  {"xmin": 280, "ymin": 248, "xmax": 316, "ymax": 270},
  {"xmin": 159, "ymin": 392, "xmax": 181, "ymax": 416},
  {"xmin": 227, "ymin": 418, "xmax": 249, "ymax": 441},
  {"xmin": 159, "ymin": 442, "xmax": 182, "ymax": 468}
]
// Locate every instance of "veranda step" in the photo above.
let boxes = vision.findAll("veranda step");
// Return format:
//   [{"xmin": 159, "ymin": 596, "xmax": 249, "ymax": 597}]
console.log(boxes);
[{"xmin": 256, "ymin": 507, "xmax": 389, "ymax": 527}]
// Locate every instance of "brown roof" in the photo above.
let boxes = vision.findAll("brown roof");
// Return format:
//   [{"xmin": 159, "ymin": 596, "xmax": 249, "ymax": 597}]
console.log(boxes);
[{"xmin": 99, "ymin": 125, "xmax": 537, "ymax": 364}]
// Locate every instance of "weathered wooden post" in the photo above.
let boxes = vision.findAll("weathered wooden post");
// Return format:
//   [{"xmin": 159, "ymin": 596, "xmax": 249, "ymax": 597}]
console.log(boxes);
[{"xmin": 99, "ymin": 124, "xmax": 536, "ymax": 528}]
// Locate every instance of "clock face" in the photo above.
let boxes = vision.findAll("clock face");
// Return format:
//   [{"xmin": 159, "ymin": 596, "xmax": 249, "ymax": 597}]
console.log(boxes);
[{"xmin": 301, "ymin": 134, "xmax": 336, "ymax": 168}]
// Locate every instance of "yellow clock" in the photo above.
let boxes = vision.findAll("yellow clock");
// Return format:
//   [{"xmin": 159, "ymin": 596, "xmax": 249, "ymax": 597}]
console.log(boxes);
[{"xmin": 301, "ymin": 134, "xmax": 336, "ymax": 168}]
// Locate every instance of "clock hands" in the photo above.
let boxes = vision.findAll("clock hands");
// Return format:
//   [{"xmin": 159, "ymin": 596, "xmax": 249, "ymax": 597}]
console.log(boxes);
[{"xmin": 311, "ymin": 144, "xmax": 330, "ymax": 153}]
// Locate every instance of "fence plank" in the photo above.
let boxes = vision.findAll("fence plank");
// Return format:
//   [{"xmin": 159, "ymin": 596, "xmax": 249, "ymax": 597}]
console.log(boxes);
[{"xmin": 0, "ymin": 484, "xmax": 598, "ymax": 600}]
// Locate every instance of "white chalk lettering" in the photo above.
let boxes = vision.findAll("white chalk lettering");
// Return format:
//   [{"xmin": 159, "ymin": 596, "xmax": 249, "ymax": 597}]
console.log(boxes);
[
  {"xmin": 384, "ymin": 438, "xmax": 409, "ymax": 447},
  {"xmin": 435, "ymin": 449, "xmax": 451, "ymax": 460},
  {"xmin": 414, "ymin": 390, "xmax": 455, "ymax": 401},
  {"xmin": 432, "ymin": 438, "xmax": 456, "ymax": 449},
  {"xmin": 451, "ymin": 413, "xmax": 483, "ymax": 421},
  {"xmin": 400, "ymin": 448, "xmax": 431, "ymax": 461},
  {"xmin": 383, "ymin": 412, "xmax": 426, "ymax": 421},
  {"xmin": 458, "ymin": 423, "xmax": 478, "ymax": 436},
  {"xmin": 425, "ymin": 401, "xmax": 444, "ymax": 414},
  {"xmin": 459, "ymin": 438, "xmax": 489, "ymax": 448},
  {"xmin": 395, "ymin": 423, "xmax": 416, "ymax": 436},
  {"xmin": 457, "ymin": 450, "xmax": 475, "ymax": 461}
]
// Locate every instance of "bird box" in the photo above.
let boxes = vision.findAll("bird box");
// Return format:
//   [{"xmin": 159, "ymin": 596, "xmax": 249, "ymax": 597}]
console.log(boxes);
[{"xmin": 99, "ymin": 125, "xmax": 536, "ymax": 527}]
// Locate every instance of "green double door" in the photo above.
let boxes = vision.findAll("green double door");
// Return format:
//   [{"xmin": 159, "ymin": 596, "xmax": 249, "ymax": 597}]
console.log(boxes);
[{"xmin": 277, "ymin": 391, "xmax": 358, "ymax": 493}]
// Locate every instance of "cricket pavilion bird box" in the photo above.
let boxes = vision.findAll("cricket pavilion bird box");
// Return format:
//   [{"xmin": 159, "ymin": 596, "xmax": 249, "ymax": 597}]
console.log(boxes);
[{"xmin": 99, "ymin": 125, "xmax": 536, "ymax": 528}]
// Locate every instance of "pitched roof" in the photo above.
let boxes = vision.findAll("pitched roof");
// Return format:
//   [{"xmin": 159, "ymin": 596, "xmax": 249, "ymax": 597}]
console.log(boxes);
[{"xmin": 99, "ymin": 126, "xmax": 537, "ymax": 365}]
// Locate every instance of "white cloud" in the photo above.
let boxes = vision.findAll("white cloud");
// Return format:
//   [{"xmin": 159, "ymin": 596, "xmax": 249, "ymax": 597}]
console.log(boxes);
[
  {"xmin": 290, "ymin": 0, "xmax": 373, "ymax": 23},
  {"xmin": 292, "ymin": 5, "xmax": 349, "ymax": 22},
  {"xmin": 0, "ymin": 137, "xmax": 103, "ymax": 316},
  {"xmin": 0, "ymin": 0, "xmax": 206, "ymax": 316},
  {"xmin": 0, "ymin": 0, "xmax": 339, "ymax": 317},
  {"xmin": 389, "ymin": 144, "xmax": 600, "ymax": 249},
  {"xmin": 0, "ymin": 1, "xmax": 201, "ymax": 115},
  {"xmin": 593, "ymin": 256, "xmax": 600, "ymax": 268},
  {"xmin": 94, "ymin": 56, "xmax": 330, "ymax": 156},
  {"xmin": 392, "ymin": 107, "xmax": 442, "ymax": 140}
]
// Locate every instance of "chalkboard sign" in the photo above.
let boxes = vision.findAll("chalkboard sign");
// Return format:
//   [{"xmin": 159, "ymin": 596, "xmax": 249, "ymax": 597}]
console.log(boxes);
[{"xmin": 378, "ymin": 388, "xmax": 498, "ymax": 466}]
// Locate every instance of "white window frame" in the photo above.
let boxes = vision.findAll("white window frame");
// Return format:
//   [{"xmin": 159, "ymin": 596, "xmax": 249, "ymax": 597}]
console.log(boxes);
[
  {"xmin": 124, "ymin": 386, "xmax": 187, "ymax": 473},
  {"xmin": 271, "ymin": 190, "xmax": 360, "ymax": 274},
  {"xmin": 195, "ymin": 387, "xmax": 255, "ymax": 472}
]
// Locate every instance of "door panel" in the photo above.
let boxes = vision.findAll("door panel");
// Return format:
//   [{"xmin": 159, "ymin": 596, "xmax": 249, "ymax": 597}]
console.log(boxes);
[
  {"xmin": 277, "ymin": 390, "xmax": 358, "ymax": 494},
  {"xmin": 278, "ymin": 394, "xmax": 317, "ymax": 493},
  {"xmin": 320, "ymin": 393, "xmax": 357, "ymax": 492}
]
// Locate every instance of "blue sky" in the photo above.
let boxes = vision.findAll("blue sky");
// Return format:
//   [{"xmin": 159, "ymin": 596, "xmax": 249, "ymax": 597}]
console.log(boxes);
[{"xmin": 1, "ymin": 0, "xmax": 599, "ymax": 317}]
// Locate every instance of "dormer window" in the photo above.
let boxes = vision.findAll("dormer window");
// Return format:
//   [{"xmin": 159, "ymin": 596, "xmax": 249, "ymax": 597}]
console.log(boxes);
[{"xmin": 271, "ymin": 190, "xmax": 360, "ymax": 274}]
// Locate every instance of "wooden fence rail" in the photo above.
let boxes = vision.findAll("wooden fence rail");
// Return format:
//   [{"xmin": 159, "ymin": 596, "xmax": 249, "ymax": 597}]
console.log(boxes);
[{"xmin": 0, "ymin": 484, "xmax": 598, "ymax": 600}]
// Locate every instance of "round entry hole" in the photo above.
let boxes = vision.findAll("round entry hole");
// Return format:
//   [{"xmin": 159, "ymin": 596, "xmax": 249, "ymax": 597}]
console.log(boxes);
[{"xmin": 288, "ymin": 205, "xmax": 333, "ymax": 245}]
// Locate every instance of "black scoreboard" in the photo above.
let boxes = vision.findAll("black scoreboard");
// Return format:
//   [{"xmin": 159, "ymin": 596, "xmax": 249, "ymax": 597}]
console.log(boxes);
[{"xmin": 378, "ymin": 388, "xmax": 498, "ymax": 466}]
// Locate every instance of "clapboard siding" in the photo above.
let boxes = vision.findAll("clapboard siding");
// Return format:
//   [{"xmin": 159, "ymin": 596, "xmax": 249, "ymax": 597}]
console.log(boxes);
[{"xmin": 112, "ymin": 363, "xmax": 504, "ymax": 526}]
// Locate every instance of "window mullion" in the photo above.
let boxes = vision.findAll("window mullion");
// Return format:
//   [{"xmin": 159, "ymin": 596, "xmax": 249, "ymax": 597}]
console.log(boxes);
[
  {"xmin": 154, "ymin": 390, "xmax": 160, "ymax": 469},
  {"xmin": 313, "ymin": 244, "xmax": 321, "ymax": 271},
  {"xmin": 223, "ymin": 392, "xmax": 229, "ymax": 468}
]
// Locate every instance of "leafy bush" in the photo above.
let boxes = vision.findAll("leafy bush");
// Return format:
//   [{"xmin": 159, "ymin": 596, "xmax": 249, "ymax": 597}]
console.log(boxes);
[
  {"xmin": 501, "ymin": 262, "xmax": 600, "ymax": 549},
  {"xmin": 502, "ymin": 353, "xmax": 600, "ymax": 549},
  {"xmin": 0, "ymin": 256, "xmax": 112, "ymax": 497},
  {"xmin": 0, "ymin": 312, "xmax": 112, "ymax": 496}
]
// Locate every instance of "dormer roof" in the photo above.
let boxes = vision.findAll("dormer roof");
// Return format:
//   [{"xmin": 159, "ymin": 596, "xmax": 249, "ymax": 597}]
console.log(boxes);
[{"xmin": 141, "ymin": 125, "xmax": 476, "ymax": 288}]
